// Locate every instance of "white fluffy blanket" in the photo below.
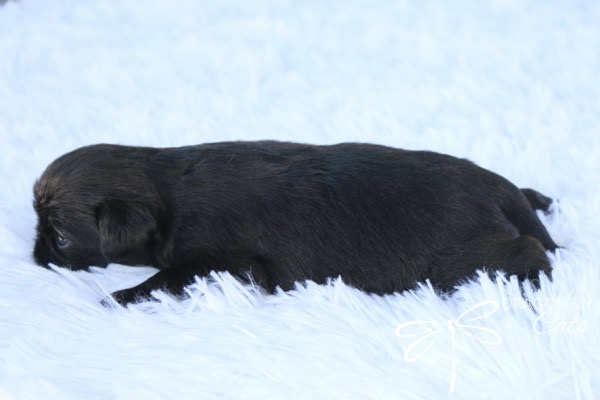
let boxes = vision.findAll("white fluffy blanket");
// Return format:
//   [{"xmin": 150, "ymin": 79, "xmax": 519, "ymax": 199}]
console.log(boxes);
[{"xmin": 0, "ymin": 1, "xmax": 598, "ymax": 399}]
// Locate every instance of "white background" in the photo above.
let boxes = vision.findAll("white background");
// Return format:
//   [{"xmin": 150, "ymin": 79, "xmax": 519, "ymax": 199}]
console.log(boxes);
[{"xmin": 0, "ymin": 1, "xmax": 598, "ymax": 398}]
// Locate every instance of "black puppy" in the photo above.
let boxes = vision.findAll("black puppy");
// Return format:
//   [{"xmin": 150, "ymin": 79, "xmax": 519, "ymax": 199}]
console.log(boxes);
[{"xmin": 33, "ymin": 141, "xmax": 557, "ymax": 304}]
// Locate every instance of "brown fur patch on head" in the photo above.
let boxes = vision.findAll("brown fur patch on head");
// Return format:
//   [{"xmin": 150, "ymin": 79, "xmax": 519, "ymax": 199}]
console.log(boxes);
[
  {"xmin": 32, "ymin": 144, "xmax": 163, "ymax": 270},
  {"xmin": 33, "ymin": 175, "xmax": 58, "ymax": 217}
]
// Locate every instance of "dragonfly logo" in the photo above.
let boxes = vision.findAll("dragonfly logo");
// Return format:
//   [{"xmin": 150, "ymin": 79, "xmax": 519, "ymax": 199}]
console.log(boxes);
[{"xmin": 395, "ymin": 300, "xmax": 503, "ymax": 394}]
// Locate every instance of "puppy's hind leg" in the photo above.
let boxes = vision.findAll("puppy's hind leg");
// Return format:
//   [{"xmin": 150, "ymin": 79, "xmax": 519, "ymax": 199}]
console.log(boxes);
[
  {"xmin": 490, "ymin": 235, "xmax": 553, "ymax": 288},
  {"xmin": 432, "ymin": 233, "xmax": 552, "ymax": 292}
]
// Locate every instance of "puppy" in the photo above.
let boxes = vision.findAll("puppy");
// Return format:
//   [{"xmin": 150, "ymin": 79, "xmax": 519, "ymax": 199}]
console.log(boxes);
[{"xmin": 33, "ymin": 141, "xmax": 557, "ymax": 305}]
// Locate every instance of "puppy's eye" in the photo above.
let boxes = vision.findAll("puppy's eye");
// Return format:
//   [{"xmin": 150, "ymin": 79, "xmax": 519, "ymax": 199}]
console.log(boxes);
[{"xmin": 56, "ymin": 233, "xmax": 70, "ymax": 248}]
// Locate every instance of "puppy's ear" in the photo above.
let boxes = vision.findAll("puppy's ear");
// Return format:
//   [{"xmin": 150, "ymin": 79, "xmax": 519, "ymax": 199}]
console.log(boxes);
[{"xmin": 96, "ymin": 199, "xmax": 157, "ymax": 264}]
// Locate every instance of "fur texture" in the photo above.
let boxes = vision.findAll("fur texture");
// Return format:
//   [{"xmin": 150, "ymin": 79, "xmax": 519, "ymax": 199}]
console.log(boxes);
[{"xmin": 33, "ymin": 141, "xmax": 556, "ymax": 304}]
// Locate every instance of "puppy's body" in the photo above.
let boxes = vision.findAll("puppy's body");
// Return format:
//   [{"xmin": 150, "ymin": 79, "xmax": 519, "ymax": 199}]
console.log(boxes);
[{"xmin": 33, "ymin": 141, "xmax": 557, "ymax": 304}]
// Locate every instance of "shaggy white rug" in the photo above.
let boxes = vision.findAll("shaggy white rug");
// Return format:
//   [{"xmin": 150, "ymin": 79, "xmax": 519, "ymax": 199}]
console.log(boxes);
[{"xmin": 0, "ymin": 0, "xmax": 599, "ymax": 399}]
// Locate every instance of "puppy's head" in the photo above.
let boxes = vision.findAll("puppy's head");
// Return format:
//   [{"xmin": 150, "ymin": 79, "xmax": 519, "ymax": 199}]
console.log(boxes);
[{"xmin": 33, "ymin": 145, "xmax": 163, "ymax": 270}]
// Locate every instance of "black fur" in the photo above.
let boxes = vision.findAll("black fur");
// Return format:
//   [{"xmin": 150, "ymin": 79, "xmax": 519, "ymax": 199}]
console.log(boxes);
[{"xmin": 32, "ymin": 141, "xmax": 557, "ymax": 305}]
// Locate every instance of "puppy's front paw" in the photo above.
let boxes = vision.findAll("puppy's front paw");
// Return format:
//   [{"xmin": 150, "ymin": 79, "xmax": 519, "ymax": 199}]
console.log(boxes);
[
  {"xmin": 101, "ymin": 288, "xmax": 150, "ymax": 307},
  {"xmin": 100, "ymin": 269, "xmax": 197, "ymax": 307}
]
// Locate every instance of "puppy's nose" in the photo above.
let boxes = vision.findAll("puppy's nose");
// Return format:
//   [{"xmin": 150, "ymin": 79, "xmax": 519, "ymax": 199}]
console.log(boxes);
[{"xmin": 33, "ymin": 237, "xmax": 52, "ymax": 268}]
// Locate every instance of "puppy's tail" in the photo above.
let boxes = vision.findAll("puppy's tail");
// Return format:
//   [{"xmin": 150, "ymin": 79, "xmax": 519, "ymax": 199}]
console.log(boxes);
[
  {"xmin": 503, "ymin": 188, "xmax": 558, "ymax": 252},
  {"xmin": 521, "ymin": 188, "xmax": 553, "ymax": 213}
]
